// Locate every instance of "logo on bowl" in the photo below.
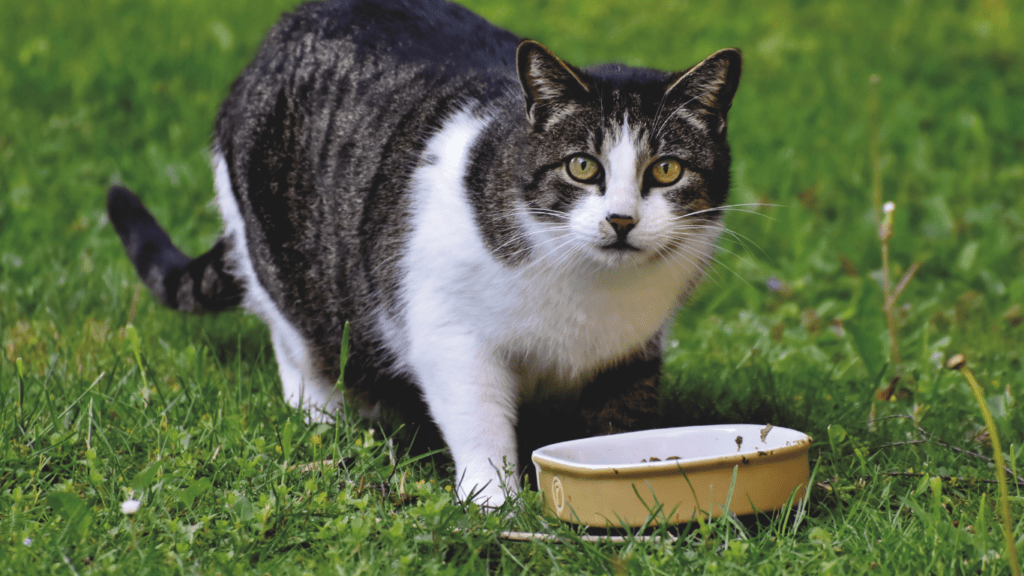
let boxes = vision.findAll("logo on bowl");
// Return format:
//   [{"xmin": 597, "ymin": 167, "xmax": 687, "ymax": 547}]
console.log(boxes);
[{"xmin": 551, "ymin": 476, "xmax": 565, "ymax": 513}]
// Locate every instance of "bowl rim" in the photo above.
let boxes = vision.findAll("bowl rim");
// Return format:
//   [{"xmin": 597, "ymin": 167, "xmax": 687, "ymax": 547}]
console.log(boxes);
[{"xmin": 531, "ymin": 424, "xmax": 813, "ymax": 480}]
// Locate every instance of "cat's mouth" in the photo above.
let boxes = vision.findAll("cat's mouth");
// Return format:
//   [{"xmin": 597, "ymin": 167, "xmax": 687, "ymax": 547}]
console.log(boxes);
[{"xmin": 601, "ymin": 239, "xmax": 641, "ymax": 252}]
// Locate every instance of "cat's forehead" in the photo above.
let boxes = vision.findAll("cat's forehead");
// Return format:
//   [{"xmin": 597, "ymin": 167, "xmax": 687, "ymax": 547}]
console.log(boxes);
[
  {"xmin": 545, "ymin": 75, "xmax": 710, "ymax": 162},
  {"xmin": 590, "ymin": 72, "xmax": 673, "ymax": 125}
]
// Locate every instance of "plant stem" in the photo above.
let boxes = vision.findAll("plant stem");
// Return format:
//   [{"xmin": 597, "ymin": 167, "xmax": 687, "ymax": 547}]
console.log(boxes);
[
  {"xmin": 877, "ymin": 203, "xmax": 903, "ymax": 400},
  {"xmin": 880, "ymin": 241, "xmax": 900, "ymax": 367},
  {"xmin": 948, "ymin": 355, "xmax": 1020, "ymax": 576}
]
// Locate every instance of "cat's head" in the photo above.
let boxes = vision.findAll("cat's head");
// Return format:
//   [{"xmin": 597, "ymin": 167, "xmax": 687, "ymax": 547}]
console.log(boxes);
[{"xmin": 514, "ymin": 40, "xmax": 741, "ymax": 271}]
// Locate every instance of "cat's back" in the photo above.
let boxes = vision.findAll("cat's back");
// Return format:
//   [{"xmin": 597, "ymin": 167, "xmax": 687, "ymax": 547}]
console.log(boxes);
[
  {"xmin": 215, "ymin": 0, "xmax": 521, "ymax": 159},
  {"xmin": 280, "ymin": 0, "xmax": 519, "ymax": 72},
  {"xmin": 240, "ymin": 0, "xmax": 520, "ymax": 91},
  {"xmin": 216, "ymin": 0, "xmax": 521, "ymax": 177}
]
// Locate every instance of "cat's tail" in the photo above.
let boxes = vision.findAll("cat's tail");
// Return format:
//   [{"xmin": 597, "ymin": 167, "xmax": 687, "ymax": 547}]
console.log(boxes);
[{"xmin": 107, "ymin": 185, "xmax": 243, "ymax": 313}]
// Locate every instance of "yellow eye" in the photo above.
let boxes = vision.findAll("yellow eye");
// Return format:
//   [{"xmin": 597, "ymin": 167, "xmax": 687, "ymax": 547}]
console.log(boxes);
[
  {"xmin": 649, "ymin": 158, "xmax": 683, "ymax": 185},
  {"xmin": 566, "ymin": 155, "xmax": 601, "ymax": 182}
]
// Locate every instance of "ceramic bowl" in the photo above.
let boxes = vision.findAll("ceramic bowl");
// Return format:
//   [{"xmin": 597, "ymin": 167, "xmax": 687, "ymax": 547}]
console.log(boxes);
[{"xmin": 531, "ymin": 424, "xmax": 812, "ymax": 527}]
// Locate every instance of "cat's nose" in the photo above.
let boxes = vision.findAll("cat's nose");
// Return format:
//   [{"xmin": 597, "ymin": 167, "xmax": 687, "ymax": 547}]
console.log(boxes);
[{"xmin": 606, "ymin": 214, "xmax": 637, "ymax": 239}]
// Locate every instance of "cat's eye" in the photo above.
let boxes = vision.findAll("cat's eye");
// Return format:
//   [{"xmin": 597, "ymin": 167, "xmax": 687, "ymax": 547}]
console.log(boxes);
[
  {"xmin": 648, "ymin": 158, "xmax": 684, "ymax": 186},
  {"xmin": 566, "ymin": 154, "xmax": 602, "ymax": 183}
]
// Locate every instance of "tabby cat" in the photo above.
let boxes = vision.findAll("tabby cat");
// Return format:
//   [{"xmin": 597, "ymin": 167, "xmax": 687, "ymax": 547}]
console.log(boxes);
[{"xmin": 108, "ymin": 0, "xmax": 741, "ymax": 507}]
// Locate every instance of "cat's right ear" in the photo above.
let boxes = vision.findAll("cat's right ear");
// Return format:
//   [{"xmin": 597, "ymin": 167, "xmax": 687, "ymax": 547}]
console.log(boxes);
[{"xmin": 516, "ymin": 40, "xmax": 592, "ymax": 127}]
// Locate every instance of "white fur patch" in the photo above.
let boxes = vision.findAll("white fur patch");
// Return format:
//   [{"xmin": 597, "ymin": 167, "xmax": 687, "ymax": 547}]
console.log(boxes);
[
  {"xmin": 603, "ymin": 120, "xmax": 641, "ymax": 219},
  {"xmin": 397, "ymin": 110, "xmax": 520, "ymax": 505},
  {"xmin": 212, "ymin": 152, "xmax": 344, "ymax": 422}
]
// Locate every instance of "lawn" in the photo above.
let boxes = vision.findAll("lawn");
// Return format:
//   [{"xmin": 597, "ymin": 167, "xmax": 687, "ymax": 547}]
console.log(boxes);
[{"xmin": 2, "ymin": 0, "xmax": 1022, "ymax": 573}]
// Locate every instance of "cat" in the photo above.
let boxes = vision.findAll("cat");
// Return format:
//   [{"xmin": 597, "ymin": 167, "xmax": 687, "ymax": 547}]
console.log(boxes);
[{"xmin": 107, "ymin": 0, "xmax": 741, "ymax": 508}]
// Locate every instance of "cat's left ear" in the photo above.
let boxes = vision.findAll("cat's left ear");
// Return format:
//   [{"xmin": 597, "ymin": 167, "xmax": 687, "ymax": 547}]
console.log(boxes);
[
  {"xmin": 665, "ymin": 48, "xmax": 742, "ymax": 133},
  {"xmin": 517, "ymin": 40, "xmax": 593, "ymax": 126}
]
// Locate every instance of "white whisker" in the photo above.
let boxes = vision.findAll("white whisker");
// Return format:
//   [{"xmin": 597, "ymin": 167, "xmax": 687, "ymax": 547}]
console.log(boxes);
[
  {"xmin": 671, "ymin": 203, "xmax": 781, "ymax": 221},
  {"xmin": 666, "ymin": 232, "xmax": 746, "ymax": 262}
]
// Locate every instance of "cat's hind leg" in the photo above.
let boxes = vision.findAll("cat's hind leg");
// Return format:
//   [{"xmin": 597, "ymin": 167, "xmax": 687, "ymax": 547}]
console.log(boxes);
[
  {"xmin": 212, "ymin": 151, "xmax": 343, "ymax": 422},
  {"xmin": 269, "ymin": 327, "xmax": 344, "ymax": 423}
]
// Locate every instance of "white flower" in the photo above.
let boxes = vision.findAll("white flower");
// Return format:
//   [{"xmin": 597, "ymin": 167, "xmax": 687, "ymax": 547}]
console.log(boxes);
[
  {"xmin": 121, "ymin": 499, "xmax": 141, "ymax": 514},
  {"xmin": 23, "ymin": 538, "xmax": 32, "ymax": 546},
  {"xmin": 882, "ymin": 201, "xmax": 895, "ymax": 214}
]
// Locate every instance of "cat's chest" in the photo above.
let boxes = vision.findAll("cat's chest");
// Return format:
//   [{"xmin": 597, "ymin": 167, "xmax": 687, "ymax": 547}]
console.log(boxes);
[
  {"xmin": 404, "ymin": 246, "xmax": 680, "ymax": 375},
  {"xmin": 499, "ymin": 263, "xmax": 679, "ymax": 360},
  {"xmin": 402, "ymin": 229, "xmax": 685, "ymax": 397},
  {"xmin": 493, "ymin": 262, "xmax": 685, "ymax": 402}
]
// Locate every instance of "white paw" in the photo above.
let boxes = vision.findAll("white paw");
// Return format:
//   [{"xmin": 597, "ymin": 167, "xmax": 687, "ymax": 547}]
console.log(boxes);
[{"xmin": 455, "ymin": 458, "xmax": 519, "ymax": 510}]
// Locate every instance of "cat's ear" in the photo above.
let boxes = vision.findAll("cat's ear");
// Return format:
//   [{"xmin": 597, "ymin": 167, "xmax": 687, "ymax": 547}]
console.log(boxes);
[
  {"xmin": 665, "ymin": 48, "xmax": 742, "ymax": 133},
  {"xmin": 516, "ymin": 40, "xmax": 593, "ymax": 126}
]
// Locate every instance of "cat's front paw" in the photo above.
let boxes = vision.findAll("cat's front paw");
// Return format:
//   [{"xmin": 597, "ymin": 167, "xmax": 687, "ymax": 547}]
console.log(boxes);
[
  {"xmin": 459, "ymin": 482, "xmax": 509, "ymax": 510},
  {"xmin": 455, "ymin": 460, "xmax": 519, "ymax": 511}
]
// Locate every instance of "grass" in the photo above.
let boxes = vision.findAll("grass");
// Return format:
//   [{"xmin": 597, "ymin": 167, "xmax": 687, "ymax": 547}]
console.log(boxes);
[{"xmin": 2, "ymin": 0, "xmax": 1023, "ymax": 573}]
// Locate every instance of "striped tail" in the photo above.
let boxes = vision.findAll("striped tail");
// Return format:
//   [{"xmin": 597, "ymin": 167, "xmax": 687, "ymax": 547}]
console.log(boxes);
[{"xmin": 107, "ymin": 185, "xmax": 243, "ymax": 313}]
